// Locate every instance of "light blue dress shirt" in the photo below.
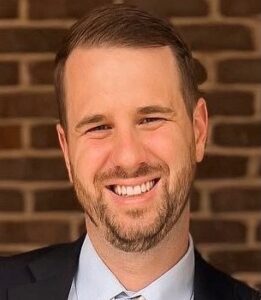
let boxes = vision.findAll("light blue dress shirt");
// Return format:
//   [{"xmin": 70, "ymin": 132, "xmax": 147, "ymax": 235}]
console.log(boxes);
[{"xmin": 68, "ymin": 235, "xmax": 194, "ymax": 300}]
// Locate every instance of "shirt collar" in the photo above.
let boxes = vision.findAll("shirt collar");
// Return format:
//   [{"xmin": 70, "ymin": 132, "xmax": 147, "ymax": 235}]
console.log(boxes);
[
  {"xmin": 75, "ymin": 235, "xmax": 124, "ymax": 300},
  {"xmin": 75, "ymin": 235, "xmax": 194, "ymax": 300},
  {"xmin": 137, "ymin": 234, "xmax": 194, "ymax": 300}
]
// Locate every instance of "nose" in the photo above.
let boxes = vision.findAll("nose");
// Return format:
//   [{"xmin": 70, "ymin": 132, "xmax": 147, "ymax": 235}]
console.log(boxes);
[{"xmin": 110, "ymin": 128, "xmax": 147, "ymax": 174}]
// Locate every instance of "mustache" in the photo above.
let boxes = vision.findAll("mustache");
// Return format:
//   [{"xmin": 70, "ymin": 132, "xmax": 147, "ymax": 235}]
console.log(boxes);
[{"xmin": 94, "ymin": 162, "xmax": 169, "ymax": 183}]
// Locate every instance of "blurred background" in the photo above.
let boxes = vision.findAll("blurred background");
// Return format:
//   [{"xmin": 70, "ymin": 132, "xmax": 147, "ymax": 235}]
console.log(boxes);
[{"xmin": 0, "ymin": 0, "xmax": 260, "ymax": 290}]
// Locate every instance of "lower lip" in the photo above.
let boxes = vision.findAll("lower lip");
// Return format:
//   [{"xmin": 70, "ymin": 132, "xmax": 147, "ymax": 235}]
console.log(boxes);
[{"xmin": 105, "ymin": 180, "xmax": 160, "ymax": 206}]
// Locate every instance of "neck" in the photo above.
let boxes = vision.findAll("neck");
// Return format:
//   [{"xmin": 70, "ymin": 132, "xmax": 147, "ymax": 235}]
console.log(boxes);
[{"xmin": 86, "ymin": 208, "xmax": 190, "ymax": 292}]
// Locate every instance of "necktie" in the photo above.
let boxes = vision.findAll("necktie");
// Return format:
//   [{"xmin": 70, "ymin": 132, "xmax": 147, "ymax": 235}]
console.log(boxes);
[{"xmin": 112, "ymin": 294, "xmax": 145, "ymax": 300}]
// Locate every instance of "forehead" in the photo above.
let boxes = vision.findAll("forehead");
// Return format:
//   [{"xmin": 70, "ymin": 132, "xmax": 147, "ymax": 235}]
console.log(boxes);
[{"xmin": 63, "ymin": 46, "xmax": 183, "ymax": 117}]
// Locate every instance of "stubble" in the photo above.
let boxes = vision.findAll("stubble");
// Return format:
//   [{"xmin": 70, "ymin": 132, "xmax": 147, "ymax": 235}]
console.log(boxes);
[{"xmin": 71, "ymin": 145, "xmax": 196, "ymax": 252}]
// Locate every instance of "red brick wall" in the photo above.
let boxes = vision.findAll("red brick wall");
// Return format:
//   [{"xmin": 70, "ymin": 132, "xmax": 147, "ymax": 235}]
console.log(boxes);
[{"xmin": 0, "ymin": 0, "xmax": 260, "ymax": 290}]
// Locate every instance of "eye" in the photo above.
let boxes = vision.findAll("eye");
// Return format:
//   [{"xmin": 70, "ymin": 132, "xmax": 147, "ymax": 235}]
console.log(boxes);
[
  {"xmin": 139, "ymin": 117, "xmax": 165, "ymax": 124},
  {"xmin": 87, "ymin": 124, "xmax": 111, "ymax": 133}
]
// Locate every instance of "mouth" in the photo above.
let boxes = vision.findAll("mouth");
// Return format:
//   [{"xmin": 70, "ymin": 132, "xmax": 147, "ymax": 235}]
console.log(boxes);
[{"xmin": 106, "ymin": 178, "xmax": 160, "ymax": 197}]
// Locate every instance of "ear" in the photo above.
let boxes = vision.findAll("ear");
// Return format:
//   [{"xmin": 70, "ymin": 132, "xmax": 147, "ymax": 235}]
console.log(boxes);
[
  {"xmin": 56, "ymin": 124, "xmax": 73, "ymax": 182},
  {"xmin": 193, "ymin": 98, "xmax": 208, "ymax": 162}
]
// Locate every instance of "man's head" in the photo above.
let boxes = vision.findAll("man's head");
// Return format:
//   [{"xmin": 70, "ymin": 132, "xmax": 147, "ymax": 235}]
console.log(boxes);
[
  {"xmin": 55, "ymin": 5, "xmax": 208, "ymax": 253},
  {"xmin": 55, "ymin": 4, "xmax": 200, "ymax": 131}
]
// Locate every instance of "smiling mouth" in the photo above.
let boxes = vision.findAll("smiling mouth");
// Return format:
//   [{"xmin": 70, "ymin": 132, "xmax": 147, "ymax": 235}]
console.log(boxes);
[{"xmin": 107, "ymin": 178, "xmax": 160, "ymax": 197}]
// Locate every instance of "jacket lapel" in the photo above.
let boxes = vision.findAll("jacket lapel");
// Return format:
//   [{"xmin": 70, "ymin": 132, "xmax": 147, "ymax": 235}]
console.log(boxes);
[
  {"xmin": 194, "ymin": 250, "xmax": 216, "ymax": 300},
  {"xmin": 194, "ymin": 250, "xmax": 233, "ymax": 300},
  {"xmin": 8, "ymin": 235, "xmax": 85, "ymax": 300}
]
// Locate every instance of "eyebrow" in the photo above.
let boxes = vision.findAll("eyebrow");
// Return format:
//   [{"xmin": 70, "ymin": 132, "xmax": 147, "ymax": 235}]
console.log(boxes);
[
  {"xmin": 137, "ymin": 105, "xmax": 175, "ymax": 115},
  {"xmin": 75, "ymin": 114, "xmax": 106, "ymax": 130}
]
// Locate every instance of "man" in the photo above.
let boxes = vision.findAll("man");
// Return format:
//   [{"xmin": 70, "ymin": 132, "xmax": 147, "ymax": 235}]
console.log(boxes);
[{"xmin": 0, "ymin": 4, "xmax": 260, "ymax": 300}]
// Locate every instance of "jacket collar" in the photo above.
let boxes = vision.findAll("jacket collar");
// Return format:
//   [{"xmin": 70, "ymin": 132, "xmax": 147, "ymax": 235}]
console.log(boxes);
[
  {"xmin": 194, "ymin": 250, "xmax": 233, "ymax": 300},
  {"xmin": 8, "ymin": 235, "xmax": 85, "ymax": 300}
]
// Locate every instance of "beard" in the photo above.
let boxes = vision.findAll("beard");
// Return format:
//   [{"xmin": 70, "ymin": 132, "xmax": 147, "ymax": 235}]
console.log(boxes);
[{"xmin": 72, "ymin": 144, "xmax": 196, "ymax": 253}]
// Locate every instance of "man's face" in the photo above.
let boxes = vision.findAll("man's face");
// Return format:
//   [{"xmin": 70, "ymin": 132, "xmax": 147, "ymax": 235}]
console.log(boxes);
[{"xmin": 58, "ymin": 46, "xmax": 207, "ymax": 252}]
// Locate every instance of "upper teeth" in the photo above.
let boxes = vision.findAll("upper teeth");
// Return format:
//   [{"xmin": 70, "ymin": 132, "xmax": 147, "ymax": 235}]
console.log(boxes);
[{"xmin": 113, "ymin": 180, "xmax": 155, "ymax": 197}]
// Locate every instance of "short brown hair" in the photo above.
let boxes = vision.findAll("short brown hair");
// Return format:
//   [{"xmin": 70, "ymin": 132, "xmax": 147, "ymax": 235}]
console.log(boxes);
[{"xmin": 54, "ymin": 4, "xmax": 199, "ymax": 130}]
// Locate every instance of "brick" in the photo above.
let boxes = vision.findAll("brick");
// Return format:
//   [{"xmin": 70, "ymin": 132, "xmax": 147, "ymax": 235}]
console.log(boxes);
[
  {"xmin": 256, "ymin": 221, "xmax": 261, "ymax": 241},
  {"xmin": 28, "ymin": 0, "xmax": 112, "ymax": 19},
  {"xmin": 0, "ymin": 220, "xmax": 70, "ymax": 244},
  {"xmin": 210, "ymin": 188, "xmax": 261, "ymax": 212},
  {"xmin": 0, "ymin": 28, "xmax": 67, "ymax": 53},
  {"xmin": 0, "ymin": 91, "xmax": 57, "ymax": 118},
  {"xmin": 204, "ymin": 90, "xmax": 254, "ymax": 116},
  {"xmin": 0, "ymin": 0, "xmax": 18, "ymax": 18},
  {"xmin": 31, "ymin": 124, "xmax": 59, "ymax": 149},
  {"xmin": 221, "ymin": 0, "xmax": 261, "ymax": 16},
  {"xmin": 191, "ymin": 220, "xmax": 246, "ymax": 243},
  {"xmin": 194, "ymin": 58, "xmax": 207, "ymax": 85},
  {"xmin": 78, "ymin": 220, "xmax": 86, "ymax": 236},
  {"xmin": 190, "ymin": 187, "xmax": 200, "ymax": 211},
  {"xmin": 0, "ymin": 125, "xmax": 21, "ymax": 149},
  {"xmin": 213, "ymin": 122, "xmax": 261, "ymax": 147},
  {"xmin": 209, "ymin": 250, "xmax": 261, "ymax": 273},
  {"xmin": 34, "ymin": 188, "xmax": 82, "ymax": 211},
  {"xmin": 0, "ymin": 62, "xmax": 18, "ymax": 85},
  {"xmin": 196, "ymin": 155, "xmax": 247, "ymax": 179},
  {"xmin": 0, "ymin": 189, "xmax": 23, "ymax": 211},
  {"xmin": 218, "ymin": 59, "xmax": 261, "ymax": 84},
  {"xmin": 0, "ymin": 250, "xmax": 20, "ymax": 256},
  {"xmin": 124, "ymin": 0, "xmax": 208, "ymax": 17},
  {"xmin": 28, "ymin": 61, "xmax": 54, "ymax": 85},
  {"xmin": 259, "ymin": 158, "xmax": 261, "ymax": 176},
  {"xmin": 177, "ymin": 24, "xmax": 253, "ymax": 51},
  {"xmin": 0, "ymin": 157, "xmax": 68, "ymax": 181}
]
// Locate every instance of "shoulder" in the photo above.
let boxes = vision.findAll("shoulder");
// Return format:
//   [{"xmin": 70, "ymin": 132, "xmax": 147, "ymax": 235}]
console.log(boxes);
[
  {"xmin": 194, "ymin": 250, "xmax": 261, "ymax": 300},
  {"xmin": 0, "ymin": 236, "xmax": 84, "ymax": 288},
  {"xmin": 0, "ymin": 243, "xmax": 65, "ymax": 287},
  {"xmin": 0, "ymin": 241, "xmax": 71, "ymax": 268}
]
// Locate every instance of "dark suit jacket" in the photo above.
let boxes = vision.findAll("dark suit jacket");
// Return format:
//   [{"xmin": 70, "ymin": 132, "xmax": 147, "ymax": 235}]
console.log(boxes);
[{"xmin": 0, "ymin": 235, "xmax": 260, "ymax": 300}]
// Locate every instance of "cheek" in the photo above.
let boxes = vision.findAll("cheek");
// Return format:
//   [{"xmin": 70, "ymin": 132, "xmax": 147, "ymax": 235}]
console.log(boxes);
[
  {"xmin": 141, "ymin": 127, "xmax": 188, "ymax": 164},
  {"xmin": 72, "ymin": 139, "xmax": 111, "ymax": 181}
]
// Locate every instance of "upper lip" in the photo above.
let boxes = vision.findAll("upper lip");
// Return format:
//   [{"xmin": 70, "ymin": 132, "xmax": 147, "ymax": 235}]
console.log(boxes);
[{"xmin": 105, "ymin": 175, "xmax": 161, "ymax": 187}]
